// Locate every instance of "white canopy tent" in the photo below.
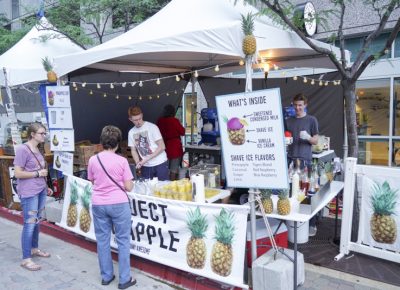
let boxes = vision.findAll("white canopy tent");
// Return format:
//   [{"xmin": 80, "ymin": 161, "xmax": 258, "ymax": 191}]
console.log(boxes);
[
  {"xmin": 0, "ymin": 17, "xmax": 83, "ymax": 87},
  {"xmin": 54, "ymin": 0, "xmax": 349, "ymax": 77}
]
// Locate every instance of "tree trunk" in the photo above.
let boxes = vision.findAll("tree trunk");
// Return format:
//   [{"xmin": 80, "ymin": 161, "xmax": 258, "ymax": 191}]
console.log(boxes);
[{"xmin": 343, "ymin": 80, "xmax": 358, "ymax": 158}]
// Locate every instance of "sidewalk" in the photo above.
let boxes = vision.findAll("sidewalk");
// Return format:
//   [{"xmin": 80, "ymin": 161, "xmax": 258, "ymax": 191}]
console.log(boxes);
[
  {"xmin": 0, "ymin": 217, "xmax": 177, "ymax": 290},
  {"xmin": 0, "ymin": 215, "xmax": 397, "ymax": 290}
]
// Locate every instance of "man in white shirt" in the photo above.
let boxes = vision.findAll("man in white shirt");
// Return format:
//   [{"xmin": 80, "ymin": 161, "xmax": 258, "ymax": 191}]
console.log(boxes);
[{"xmin": 128, "ymin": 106, "xmax": 169, "ymax": 180}]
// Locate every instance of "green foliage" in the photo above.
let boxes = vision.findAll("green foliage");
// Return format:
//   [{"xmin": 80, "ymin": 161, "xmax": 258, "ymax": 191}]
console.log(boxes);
[
  {"xmin": 278, "ymin": 189, "xmax": 289, "ymax": 199},
  {"xmin": 214, "ymin": 208, "xmax": 235, "ymax": 245},
  {"xmin": 70, "ymin": 180, "xmax": 79, "ymax": 205},
  {"xmin": 260, "ymin": 189, "xmax": 273, "ymax": 199},
  {"xmin": 371, "ymin": 181, "xmax": 398, "ymax": 216},
  {"xmin": 80, "ymin": 184, "xmax": 92, "ymax": 210},
  {"xmin": 241, "ymin": 12, "xmax": 255, "ymax": 35},
  {"xmin": 187, "ymin": 207, "xmax": 208, "ymax": 238}
]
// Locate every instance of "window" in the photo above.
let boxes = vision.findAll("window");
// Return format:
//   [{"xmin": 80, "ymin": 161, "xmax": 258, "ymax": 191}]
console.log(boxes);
[
  {"xmin": 394, "ymin": 79, "xmax": 400, "ymax": 136},
  {"xmin": 356, "ymin": 79, "xmax": 390, "ymax": 136},
  {"xmin": 393, "ymin": 141, "xmax": 400, "ymax": 166},
  {"xmin": 12, "ymin": 0, "xmax": 19, "ymax": 20},
  {"xmin": 358, "ymin": 140, "xmax": 389, "ymax": 166},
  {"xmin": 344, "ymin": 34, "xmax": 391, "ymax": 62},
  {"xmin": 183, "ymin": 93, "xmax": 198, "ymax": 143},
  {"xmin": 395, "ymin": 32, "xmax": 400, "ymax": 58}
]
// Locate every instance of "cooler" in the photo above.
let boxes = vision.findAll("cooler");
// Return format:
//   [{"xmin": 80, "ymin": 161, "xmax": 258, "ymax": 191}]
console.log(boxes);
[{"xmin": 246, "ymin": 218, "xmax": 288, "ymax": 267}]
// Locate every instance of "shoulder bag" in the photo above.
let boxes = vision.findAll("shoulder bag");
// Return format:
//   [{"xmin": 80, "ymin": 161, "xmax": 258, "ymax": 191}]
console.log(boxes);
[
  {"xmin": 96, "ymin": 154, "xmax": 132, "ymax": 210},
  {"xmin": 24, "ymin": 144, "xmax": 54, "ymax": 191}
]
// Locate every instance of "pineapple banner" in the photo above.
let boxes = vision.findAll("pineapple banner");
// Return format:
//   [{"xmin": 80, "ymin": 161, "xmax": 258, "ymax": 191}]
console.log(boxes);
[
  {"xmin": 359, "ymin": 175, "xmax": 400, "ymax": 251},
  {"xmin": 59, "ymin": 175, "xmax": 250, "ymax": 288}
]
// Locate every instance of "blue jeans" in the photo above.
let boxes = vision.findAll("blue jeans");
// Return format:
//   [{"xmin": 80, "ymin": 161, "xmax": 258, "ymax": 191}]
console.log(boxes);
[
  {"xmin": 141, "ymin": 161, "xmax": 169, "ymax": 181},
  {"xmin": 20, "ymin": 188, "xmax": 47, "ymax": 259},
  {"xmin": 92, "ymin": 203, "xmax": 132, "ymax": 284}
]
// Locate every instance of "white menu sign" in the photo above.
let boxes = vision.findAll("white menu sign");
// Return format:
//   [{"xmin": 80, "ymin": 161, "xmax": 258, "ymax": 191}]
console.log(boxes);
[
  {"xmin": 48, "ymin": 108, "xmax": 73, "ymax": 129},
  {"xmin": 216, "ymin": 88, "xmax": 288, "ymax": 189},
  {"xmin": 50, "ymin": 129, "xmax": 75, "ymax": 151},
  {"xmin": 45, "ymin": 86, "xmax": 71, "ymax": 108},
  {"xmin": 53, "ymin": 151, "xmax": 73, "ymax": 175}
]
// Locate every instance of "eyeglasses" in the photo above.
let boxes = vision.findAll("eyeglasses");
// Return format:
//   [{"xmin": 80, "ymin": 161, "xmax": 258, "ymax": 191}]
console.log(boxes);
[{"xmin": 36, "ymin": 132, "xmax": 47, "ymax": 136}]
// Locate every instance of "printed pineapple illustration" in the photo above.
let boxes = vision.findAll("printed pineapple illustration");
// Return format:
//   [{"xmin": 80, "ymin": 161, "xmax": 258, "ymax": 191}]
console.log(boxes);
[
  {"xmin": 260, "ymin": 189, "xmax": 274, "ymax": 214},
  {"xmin": 370, "ymin": 181, "xmax": 398, "ymax": 244},
  {"xmin": 211, "ymin": 208, "xmax": 235, "ymax": 277},
  {"xmin": 277, "ymin": 189, "xmax": 291, "ymax": 215},
  {"xmin": 241, "ymin": 13, "xmax": 256, "ymax": 55},
  {"xmin": 79, "ymin": 184, "xmax": 92, "ymax": 233},
  {"xmin": 41, "ymin": 56, "xmax": 57, "ymax": 83},
  {"xmin": 186, "ymin": 207, "xmax": 208, "ymax": 269},
  {"xmin": 67, "ymin": 180, "xmax": 78, "ymax": 227}
]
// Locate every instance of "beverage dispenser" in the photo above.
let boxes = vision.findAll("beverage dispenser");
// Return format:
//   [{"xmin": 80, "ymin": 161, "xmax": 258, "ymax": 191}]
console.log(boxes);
[{"xmin": 199, "ymin": 108, "xmax": 220, "ymax": 145}]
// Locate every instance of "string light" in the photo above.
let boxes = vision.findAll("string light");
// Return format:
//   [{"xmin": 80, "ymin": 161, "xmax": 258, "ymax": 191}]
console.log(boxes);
[
  {"xmin": 72, "ymin": 82, "xmax": 76, "ymax": 87},
  {"xmin": 194, "ymin": 70, "xmax": 199, "ymax": 78},
  {"xmin": 110, "ymin": 83, "xmax": 114, "ymax": 89},
  {"xmin": 139, "ymin": 81, "xmax": 143, "ymax": 87},
  {"xmin": 122, "ymin": 82, "xmax": 127, "ymax": 87},
  {"xmin": 149, "ymin": 96, "xmax": 153, "ymax": 100},
  {"xmin": 319, "ymin": 80, "xmax": 323, "ymax": 86},
  {"xmin": 131, "ymin": 82, "xmax": 136, "ymax": 87},
  {"xmin": 175, "ymin": 75, "xmax": 180, "ymax": 82},
  {"xmin": 156, "ymin": 78, "xmax": 161, "ymax": 85},
  {"xmin": 166, "ymin": 93, "xmax": 170, "ymax": 96},
  {"xmin": 128, "ymin": 96, "xmax": 132, "ymax": 100},
  {"xmin": 273, "ymin": 64, "xmax": 278, "ymax": 70},
  {"xmin": 293, "ymin": 76, "xmax": 298, "ymax": 81},
  {"xmin": 303, "ymin": 77, "xmax": 307, "ymax": 83},
  {"xmin": 311, "ymin": 79, "xmax": 315, "ymax": 85},
  {"xmin": 103, "ymin": 93, "xmax": 107, "ymax": 97},
  {"xmin": 74, "ymin": 87, "xmax": 78, "ymax": 91},
  {"xmin": 239, "ymin": 59, "xmax": 244, "ymax": 66},
  {"xmin": 97, "ymin": 83, "xmax": 101, "ymax": 89},
  {"xmin": 139, "ymin": 96, "xmax": 142, "ymax": 100},
  {"xmin": 214, "ymin": 65, "xmax": 220, "ymax": 72},
  {"xmin": 116, "ymin": 95, "xmax": 119, "ymax": 99},
  {"xmin": 157, "ymin": 95, "xmax": 160, "ymax": 99},
  {"xmin": 82, "ymin": 82, "xmax": 86, "ymax": 87},
  {"xmin": 89, "ymin": 90, "xmax": 93, "ymax": 95},
  {"xmin": 325, "ymin": 81, "xmax": 329, "ymax": 86}
]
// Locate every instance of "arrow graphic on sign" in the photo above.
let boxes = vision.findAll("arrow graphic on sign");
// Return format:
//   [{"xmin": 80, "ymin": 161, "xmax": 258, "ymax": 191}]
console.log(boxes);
[
  {"xmin": 243, "ymin": 114, "xmax": 253, "ymax": 118},
  {"xmin": 246, "ymin": 140, "xmax": 257, "ymax": 143}
]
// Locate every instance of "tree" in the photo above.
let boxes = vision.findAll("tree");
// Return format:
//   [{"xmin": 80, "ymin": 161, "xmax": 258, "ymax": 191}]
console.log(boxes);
[
  {"xmin": 243, "ymin": 0, "xmax": 400, "ymax": 158},
  {"xmin": 0, "ymin": 15, "xmax": 31, "ymax": 54}
]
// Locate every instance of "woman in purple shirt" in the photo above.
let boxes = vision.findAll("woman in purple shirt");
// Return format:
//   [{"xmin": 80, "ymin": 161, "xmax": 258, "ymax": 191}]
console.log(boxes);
[{"xmin": 14, "ymin": 123, "xmax": 53, "ymax": 271}]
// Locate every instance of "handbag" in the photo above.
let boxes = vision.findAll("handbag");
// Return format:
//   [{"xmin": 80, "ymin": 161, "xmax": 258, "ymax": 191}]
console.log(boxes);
[
  {"xmin": 24, "ymin": 144, "xmax": 54, "ymax": 192},
  {"xmin": 96, "ymin": 154, "xmax": 132, "ymax": 210}
]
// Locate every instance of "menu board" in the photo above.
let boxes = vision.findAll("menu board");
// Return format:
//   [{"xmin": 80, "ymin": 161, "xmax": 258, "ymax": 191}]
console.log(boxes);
[
  {"xmin": 50, "ymin": 129, "xmax": 75, "ymax": 152},
  {"xmin": 48, "ymin": 107, "xmax": 73, "ymax": 129},
  {"xmin": 45, "ymin": 86, "xmax": 71, "ymax": 108},
  {"xmin": 53, "ymin": 151, "xmax": 73, "ymax": 175},
  {"xmin": 216, "ymin": 88, "xmax": 288, "ymax": 189}
]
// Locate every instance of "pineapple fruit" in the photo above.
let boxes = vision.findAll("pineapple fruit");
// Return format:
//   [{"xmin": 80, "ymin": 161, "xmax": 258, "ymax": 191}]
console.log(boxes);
[
  {"xmin": 277, "ymin": 189, "xmax": 291, "ymax": 215},
  {"xmin": 79, "ymin": 184, "xmax": 92, "ymax": 233},
  {"xmin": 186, "ymin": 207, "xmax": 208, "ymax": 269},
  {"xmin": 67, "ymin": 180, "xmax": 79, "ymax": 227},
  {"xmin": 41, "ymin": 56, "xmax": 58, "ymax": 83},
  {"xmin": 260, "ymin": 189, "xmax": 274, "ymax": 214},
  {"xmin": 211, "ymin": 208, "xmax": 235, "ymax": 277},
  {"xmin": 370, "ymin": 181, "xmax": 398, "ymax": 244},
  {"xmin": 241, "ymin": 13, "xmax": 256, "ymax": 55}
]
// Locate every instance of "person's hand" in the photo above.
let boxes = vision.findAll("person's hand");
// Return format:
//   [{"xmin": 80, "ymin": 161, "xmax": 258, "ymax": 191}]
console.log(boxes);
[
  {"xmin": 47, "ymin": 187, "xmax": 54, "ymax": 196},
  {"xmin": 38, "ymin": 169, "xmax": 48, "ymax": 177},
  {"xmin": 300, "ymin": 130, "xmax": 311, "ymax": 141},
  {"xmin": 136, "ymin": 157, "xmax": 149, "ymax": 169}
]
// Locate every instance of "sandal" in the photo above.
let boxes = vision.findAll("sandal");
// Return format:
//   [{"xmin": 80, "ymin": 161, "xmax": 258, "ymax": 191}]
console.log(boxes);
[
  {"xmin": 21, "ymin": 259, "xmax": 41, "ymax": 271},
  {"xmin": 31, "ymin": 249, "xmax": 51, "ymax": 258}
]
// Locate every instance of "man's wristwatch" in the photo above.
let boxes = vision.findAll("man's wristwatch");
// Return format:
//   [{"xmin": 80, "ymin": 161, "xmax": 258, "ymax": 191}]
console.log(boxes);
[{"xmin": 35, "ymin": 171, "xmax": 40, "ymax": 178}]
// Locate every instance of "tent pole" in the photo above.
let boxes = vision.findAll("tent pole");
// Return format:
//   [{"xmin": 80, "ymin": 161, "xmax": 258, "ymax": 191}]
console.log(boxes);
[
  {"xmin": 245, "ymin": 55, "xmax": 258, "ymax": 265},
  {"xmin": 343, "ymin": 99, "xmax": 348, "ymax": 159},
  {"xmin": 190, "ymin": 76, "xmax": 196, "ymax": 145}
]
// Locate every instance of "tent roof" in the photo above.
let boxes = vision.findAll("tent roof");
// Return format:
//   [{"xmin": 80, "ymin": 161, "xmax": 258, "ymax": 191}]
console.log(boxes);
[
  {"xmin": 54, "ymin": 0, "xmax": 349, "ymax": 77},
  {"xmin": 0, "ymin": 17, "xmax": 83, "ymax": 86}
]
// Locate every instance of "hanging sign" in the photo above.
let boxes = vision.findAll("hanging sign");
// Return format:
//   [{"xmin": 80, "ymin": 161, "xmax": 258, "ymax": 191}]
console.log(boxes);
[
  {"xmin": 50, "ymin": 129, "xmax": 74, "ymax": 151},
  {"xmin": 45, "ymin": 86, "xmax": 71, "ymax": 108},
  {"xmin": 59, "ymin": 175, "xmax": 249, "ymax": 289},
  {"xmin": 48, "ymin": 107, "xmax": 73, "ymax": 129},
  {"xmin": 53, "ymin": 151, "xmax": 74, "ymax": 175},
  {"xmin": 216, "ymin": 88, "xmax": 288, "ymax": 189}
]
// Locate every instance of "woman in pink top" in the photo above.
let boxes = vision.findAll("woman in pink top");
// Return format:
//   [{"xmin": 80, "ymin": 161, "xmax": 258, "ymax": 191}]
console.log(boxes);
[
  {"xmin": 87, "ymin": 126, "xmax": 136, "ymax": 289},
  {"xmin": 14, "ymin": 122, "xmax": 53, "ymax": 271}
]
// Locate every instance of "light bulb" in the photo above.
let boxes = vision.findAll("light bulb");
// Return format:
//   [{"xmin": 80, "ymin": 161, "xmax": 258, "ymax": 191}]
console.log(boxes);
[
  {"xmin": 103, "ymin": 93, "xmax": 107, "ymax": 97},
  {"xmin": 128, "ymin": 96, "xmax": 132, "ymax": 100},
  {"xmin": 311, "ymin": 79, "xmax": 315, "ymax": 85},
  {"xmin": 174, "ymin": 90, "xmax": 177, "ymax": 94},
  {"xmin": 131, "ymin": 82, "xmax": 136, "ymax": 87},
  {"xmin": 263, "ymin": 63, "xmax": 270, "ymax": 72},
  {"xmin": 325, "ymin": 81, "xmax": 329, "ymax": 86},
  {"xmin": 157, "ymin": 95, "xmax": 160, "ymax": 99},
  {"xmin": 74, "ymin": 87, "xmax": 78, "ymax": 91},
  {"xmin": 89, "ymin": 90, "xmax": 93, "ymax": 95},
  {"xmin": 303, "ymin": 78, "xmax": 307, "ymax": 83},
  {"xmin": 239, "ymin": 59, "xmax": 244, "ymax": 66},
  {"xmin": 97, "ymin": 83, "xmax": 101, "ymax": 89},
  {"xmin": 156, "ymin": 78, "xmax": 160, "ymax": 85},
  {"xmin": 139, "ymin": 81, "xmax": 143, "ymax": 87},
  {"xmin": 293, "ymin": 76, "xmax": 298, "ymax": 81},
  {"xmin": 166, "ymin": 93, "xmax": 170, "ymax": 96},
  {"xmin": 110, "ymin": 83, "xmax": 114, "ymax": 89},
  {"xmin": 273, "ymin": 64, "xmax": 278, "ymax": 70},
  {"xmin": 122, "ymin": 82, "xmax": 127, "ymax": 87},
  {"xmin": 194, "ymin": 70, "xmax": 199, "ymax": 78},
  {"xmin": 139, "ymin": 96, "xmax": 142, "ymax": 100},
  {"xmin": 337, "ymin": 80, "xmax": 341, "ymax": 85},
  {"xmin": 215, "ymin": 65, "xmax": 220, "ymax": 72},
  {"xmin": 319, "ymin": 80, "xmax": 323, "ymax": 86},
  {"xmin": 116, "ymin": 95, "xmax": 119, "ymax": 99},
  {"xmin": 61, "ymin": 81, "xmax": 66, "ymax": 85},
  {"xmin": 72, "ymin": 82, "xmax": 76, "ymax": 87},
  {"xmin": 149, "ymin": 96, "xmax": 153, "ymax": 100},
  {"xmin": 82, "ymin": 82, "xmax": 86, "ymax": 87},
  {"xmin": 176, "ymin": 75, "xmax": 180, "ymax": 82}
]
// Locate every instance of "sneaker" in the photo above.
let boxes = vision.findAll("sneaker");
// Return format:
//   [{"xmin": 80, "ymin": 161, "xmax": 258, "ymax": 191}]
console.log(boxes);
[{"xmin": 309, "ymin": 226, "xmax": 317, "ymax": 237}]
